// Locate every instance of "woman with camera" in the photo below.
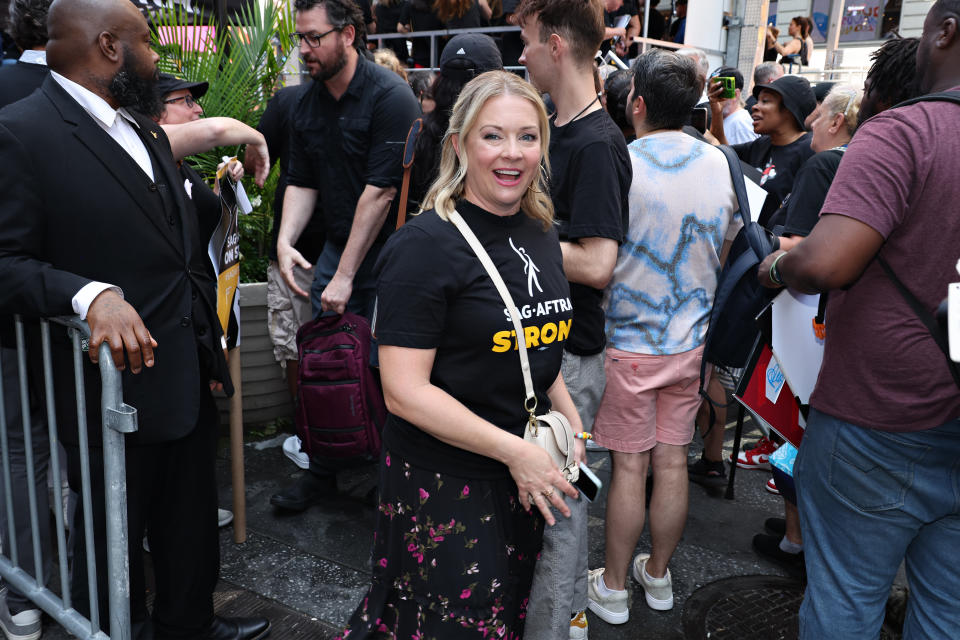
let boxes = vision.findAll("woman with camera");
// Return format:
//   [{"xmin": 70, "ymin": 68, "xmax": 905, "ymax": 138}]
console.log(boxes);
[{"xmin": 336, "ymin": 70, "xmax": 582, "ymax": 639}]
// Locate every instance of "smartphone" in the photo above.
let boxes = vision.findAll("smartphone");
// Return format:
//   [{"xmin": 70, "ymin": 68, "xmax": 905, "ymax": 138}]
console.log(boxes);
[
  {"xmin": 574, "ymin": 462, "xmax": 603, "ymax": 503},
  {"xmin": 690, "ymin": 106, "xmax": 708, "ymax": 134}
]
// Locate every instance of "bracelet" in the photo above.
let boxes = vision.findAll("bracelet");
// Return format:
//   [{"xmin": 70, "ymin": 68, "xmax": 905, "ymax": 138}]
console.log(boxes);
[
  {"xmin": 574, "ymin": 432, "xmax": 593, "ymax": 440},
  {"xmin": 769, "ymin": 252, "xmax": 787, "ymax": 286}
]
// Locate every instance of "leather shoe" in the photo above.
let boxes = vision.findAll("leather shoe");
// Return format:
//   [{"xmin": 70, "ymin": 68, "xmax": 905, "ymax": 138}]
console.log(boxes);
[
  {"xmin": 203, "ymin": 616, "xmax": 270, "ymax": 640},
  {"xmin": 270, "ymin": 472, "xmax": 335, "ymax": 512}
]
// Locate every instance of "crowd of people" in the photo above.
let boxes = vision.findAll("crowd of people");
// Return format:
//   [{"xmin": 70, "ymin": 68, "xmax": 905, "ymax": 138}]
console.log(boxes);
[{"xmin": 0, "ymin": 0, "xmax": 959, "ymax": 639}]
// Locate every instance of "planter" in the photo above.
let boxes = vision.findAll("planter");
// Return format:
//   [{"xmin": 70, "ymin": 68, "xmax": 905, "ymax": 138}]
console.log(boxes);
[{"xmin": 215, "ymin": 282, "xmax": 293, "ymax": 427}]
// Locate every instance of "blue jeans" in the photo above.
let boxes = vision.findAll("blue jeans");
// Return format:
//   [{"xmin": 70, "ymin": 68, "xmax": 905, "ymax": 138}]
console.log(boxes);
[
  {"xmin": 795, "ymin": 409, "xmax": 960, "ymax": 639},
  {"xmin": 309, "ymin": 240, "xmax": 380, "ymax": 320}
]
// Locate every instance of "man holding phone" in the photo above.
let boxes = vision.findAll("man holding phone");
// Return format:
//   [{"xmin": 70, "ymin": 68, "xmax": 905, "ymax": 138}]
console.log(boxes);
[{"xmin": 711, "ymin": 67, "xmax": 759, "ymax": 144}]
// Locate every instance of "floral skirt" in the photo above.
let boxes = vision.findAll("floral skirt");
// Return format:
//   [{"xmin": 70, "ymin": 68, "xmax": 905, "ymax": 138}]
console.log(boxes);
[{"xmin": 337, "ymin": 449, "xmax": 544, "ymax": 639}]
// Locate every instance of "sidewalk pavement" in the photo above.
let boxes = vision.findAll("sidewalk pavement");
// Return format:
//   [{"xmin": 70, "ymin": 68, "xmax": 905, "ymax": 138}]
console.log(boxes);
[
  {"xmin": 38, "ymin": 421, "xmax": 812, "ymax": 640},
  {"xmin": 208, "ymin": 422, "xmax": 796, "ymax": 640}
]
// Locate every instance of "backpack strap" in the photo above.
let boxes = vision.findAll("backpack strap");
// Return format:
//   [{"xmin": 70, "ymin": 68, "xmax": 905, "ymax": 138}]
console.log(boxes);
[
  {"xmin": 891, "ymin": 90, "xmax": 960, "ymax": 110},
  {"xmin": 698, "ymin": 145, "xmax": 755, "ymax": 431},
  {"xmin": 396, "ymin": 117, "xmax": 423, "ymax": 230},
  {"xmin": 717, "ymin": 144, "xmax": 752, "ymax": 224},
  {"xmin": 876, "ymin": 255, "xmax": 960, "ymax": 389}
]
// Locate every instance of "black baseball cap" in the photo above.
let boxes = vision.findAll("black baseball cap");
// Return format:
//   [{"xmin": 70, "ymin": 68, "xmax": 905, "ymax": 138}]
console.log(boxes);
[
  {"xmin": 752, "ymin": 75, "xmax": 816, "ymax": 130},
  {"xmin": 712, "ymin": 66, "xmax": 744, "ymax": 91},
  {"xmin": 155, "ymin": 73, "xmax": 209, "ymax": 101},
  {"xmin": 812, "ymin": 81, "xmax": 837, "ymax": 103},
  {"xmin": 439, "ymin": 34, "xmax": 502, "ymax": 81}
]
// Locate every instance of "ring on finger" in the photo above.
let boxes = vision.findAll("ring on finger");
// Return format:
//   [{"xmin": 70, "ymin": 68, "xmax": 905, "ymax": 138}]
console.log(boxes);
[{"xmin": 541, "ymin": 488, "xmax": 554, "ymax": 499}]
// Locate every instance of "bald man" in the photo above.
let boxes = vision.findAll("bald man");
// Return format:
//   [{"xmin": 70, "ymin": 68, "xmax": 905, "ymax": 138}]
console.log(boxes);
[{"xmin": 0, "ymin": 1, "xmax": 269, "ymax": 638}]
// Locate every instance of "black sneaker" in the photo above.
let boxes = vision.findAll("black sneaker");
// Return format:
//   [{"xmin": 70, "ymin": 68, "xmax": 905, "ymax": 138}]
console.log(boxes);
[
  {"xmin": 752, "ymin": 533, "xmax": 804, "ymax": 567},
  {"xmin": 688, "ymin": 457, "xmax": 727, "ymax": 488},
  {"xmin": 764, "ymin": 517, "xmax": 787, "ymax": 536}
]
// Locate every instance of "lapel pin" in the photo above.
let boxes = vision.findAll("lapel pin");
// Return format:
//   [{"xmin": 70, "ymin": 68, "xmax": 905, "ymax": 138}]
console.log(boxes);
[{"xmin": 150, "ymin": 131, "xmax": 158, "ymax": 139}]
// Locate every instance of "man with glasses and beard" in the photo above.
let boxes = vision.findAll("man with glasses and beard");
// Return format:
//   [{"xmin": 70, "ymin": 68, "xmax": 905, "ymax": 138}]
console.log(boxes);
[
  {"xmin": 271, "ymin": 0, "xmax": 420, "ymax": 511},
  {"xmin": 0, "ymin": 0, "xmax": 269, "ymax": 638}
]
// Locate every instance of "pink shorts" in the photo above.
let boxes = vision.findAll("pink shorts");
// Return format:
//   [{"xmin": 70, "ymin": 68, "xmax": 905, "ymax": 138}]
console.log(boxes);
[{"xmin": 593, "ymin": 345, "xmax": 708, "ymax": 453}]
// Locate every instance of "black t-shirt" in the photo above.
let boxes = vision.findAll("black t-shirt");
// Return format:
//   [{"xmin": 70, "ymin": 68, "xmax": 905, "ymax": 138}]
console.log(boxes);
[
  {"xmin": 400, "ymin": 0, "xmax": 444, "ymax": 67},
  {"xmin": 374, "ymin": 199, "xmax": 572, "ymax": 478},
  {"xmin": 766, "ymin": 149, "xmax": 844, "ymax": 237},
  {"xmin": 374, "ymin": 2, "xmax": 409, "ymax": 60},
  {"xmin": 646, "ymin": 9, "xmax": 667, "ymax": 41},
  {"xmin": 733, "ymin": 133, "xmax": 813, "ymax": 222},
  {"xmin": 258, "ymin": 84, "xmax": 326, "ymax": 262},
  {"xmin": 287, "ymin": 55, "xmax": 421, "ymax": 246},
  {"xmin": 548, "ymin": 108, "xmax": 631, "ymax": 355}
]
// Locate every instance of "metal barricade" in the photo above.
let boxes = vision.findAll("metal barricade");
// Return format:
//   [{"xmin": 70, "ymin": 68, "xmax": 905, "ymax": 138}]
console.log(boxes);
[
  {"xmin": 0, "ymin": 315, "xmax": 134, "ymax": 640},
  {"xmin": 369, "ymin": 25, "xmax": 527, "ymax": 74}
]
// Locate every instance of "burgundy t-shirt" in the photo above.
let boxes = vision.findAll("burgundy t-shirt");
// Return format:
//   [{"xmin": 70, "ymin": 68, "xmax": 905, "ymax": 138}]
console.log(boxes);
[{"xmin": 810, "ymin": 88, "xmax": 960, "ymax": 432}]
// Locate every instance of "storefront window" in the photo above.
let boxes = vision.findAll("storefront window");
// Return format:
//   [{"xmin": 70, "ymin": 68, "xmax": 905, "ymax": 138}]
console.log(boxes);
[{"xmin": 767, "ymin": 0, "xmax": 901, "ymax": 43}]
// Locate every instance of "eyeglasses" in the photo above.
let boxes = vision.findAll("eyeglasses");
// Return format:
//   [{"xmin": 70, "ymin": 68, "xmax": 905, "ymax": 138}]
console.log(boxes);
[
  {"xmin": 291, "ymin": 28, "xmax": 339, "ymax": 48},
  {"xmin": 164, "ymin": 95, "xmax": 199, "ymax": 108}
]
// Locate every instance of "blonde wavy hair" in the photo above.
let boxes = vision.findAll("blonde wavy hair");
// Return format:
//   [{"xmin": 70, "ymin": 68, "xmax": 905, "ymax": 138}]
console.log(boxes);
[
  {"xmin": 821, "ymin": 84, "xmax": 863, "ymax": 137},
  {"xmin": 421, "ymin": 70, "xmax": 554, "ymax": 230}
]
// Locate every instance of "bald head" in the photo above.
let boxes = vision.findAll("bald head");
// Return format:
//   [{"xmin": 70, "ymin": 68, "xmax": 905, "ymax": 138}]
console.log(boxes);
[{"xmin": 46, "ymin": 0, "xmax": 159, "ymax": 110}]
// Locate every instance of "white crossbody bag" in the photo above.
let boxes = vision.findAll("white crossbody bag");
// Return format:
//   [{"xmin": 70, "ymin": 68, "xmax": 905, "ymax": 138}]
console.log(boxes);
[{"xmin": 449, "ymin": 209, "xmax": 579, "ymax": 483}]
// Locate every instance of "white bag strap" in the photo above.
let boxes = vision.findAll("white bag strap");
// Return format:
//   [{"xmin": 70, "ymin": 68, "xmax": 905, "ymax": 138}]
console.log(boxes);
[{"xmin": 448, "ymin": 209, "xmax": 538, "ymax": 414}]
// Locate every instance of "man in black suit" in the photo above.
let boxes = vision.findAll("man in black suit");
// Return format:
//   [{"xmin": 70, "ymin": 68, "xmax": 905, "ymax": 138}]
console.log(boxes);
[
  {"xmin": 0, "ymin": 0, "xmax": 51, "ymax": 108},
  {"xmin": 0, "ymin": 0, "xmax": 268, "ymax": 638}
]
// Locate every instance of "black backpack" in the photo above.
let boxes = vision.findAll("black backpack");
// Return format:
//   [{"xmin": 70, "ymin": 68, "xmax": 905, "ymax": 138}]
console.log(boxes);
[{"xmin": 701, "ymin": 146, "xmax": 779, "ymax": 373}]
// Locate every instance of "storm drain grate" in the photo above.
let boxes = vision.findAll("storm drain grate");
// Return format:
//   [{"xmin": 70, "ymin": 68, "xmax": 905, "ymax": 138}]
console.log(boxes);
[{"xmin": 682, "ymin": 575, "xmax": 803, "ymax": 640}]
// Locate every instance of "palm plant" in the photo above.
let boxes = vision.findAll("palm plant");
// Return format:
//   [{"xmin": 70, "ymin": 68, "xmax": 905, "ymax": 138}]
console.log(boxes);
[{"xmin": 148, "ymin": 0, "xmax": 297, "ymax": 281}]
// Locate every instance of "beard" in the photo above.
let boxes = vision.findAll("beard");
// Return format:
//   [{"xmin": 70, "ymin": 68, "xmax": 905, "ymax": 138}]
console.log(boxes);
[
  {"xmin": 109, "ymin": 46, "xmax": 161, "ymax": 116},
  {"xmin": 306, "ymin": 40, "xmax": 348, "ymax": 82}
]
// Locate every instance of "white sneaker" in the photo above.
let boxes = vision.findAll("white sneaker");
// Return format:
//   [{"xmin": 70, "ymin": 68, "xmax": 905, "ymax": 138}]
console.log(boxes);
[
  {"xmin": 218, "ymin": 508, "xmax": 234, "ymax": 528},
  {"xmin": 569, "ymin": 610, "xmax": 588, "ymax": 639},
  {"xmin": 282, "ymin": 435, "xmax": 309, "ymax": 470},
  {"xmin": 0, "ymin": 588, "xmax": 41, "ymax": 640},
  {"xmin": 586, "ymin": 568, "xmax": 628, "ymax": 625},
  {"xmin": 631, "ymin": 553, "xmax": 673, "ymax": 611}
]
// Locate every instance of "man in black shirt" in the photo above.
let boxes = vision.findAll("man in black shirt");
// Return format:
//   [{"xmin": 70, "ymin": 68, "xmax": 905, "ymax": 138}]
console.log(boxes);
[
  {"xmin": 272, "ymin": 0, "xmax": 420, "ymax": 510},
  {"xmin": 517, "ymin": 0, "xmax": 632, "ymax": 637}
]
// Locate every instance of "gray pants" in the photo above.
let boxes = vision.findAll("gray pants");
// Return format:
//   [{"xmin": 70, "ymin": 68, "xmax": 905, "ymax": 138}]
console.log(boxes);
[
  {"xmin": 525, "ymin": 351, "xmax": 605, "ymax": 638},
  {"xmin": 0, "ymin": 343, "xmax": 52, "ymax": 613}
]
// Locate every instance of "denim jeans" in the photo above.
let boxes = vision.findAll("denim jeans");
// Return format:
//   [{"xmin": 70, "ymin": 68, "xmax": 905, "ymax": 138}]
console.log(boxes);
[
  {"xmin": 524, "ymin": 352, "xmax": 604, "ymax": 638},
  {"xmin": 309, "ymin": 240, "xmax": 380, "ymax": 320},
  {"xmin": 795, "ymin": 409, "xmax": 960, "ymax": 639}
]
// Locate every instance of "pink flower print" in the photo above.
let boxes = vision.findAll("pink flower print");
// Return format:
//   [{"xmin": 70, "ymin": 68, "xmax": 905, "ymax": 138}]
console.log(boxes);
[
  {"xmin": 431, "ymin": 558, "xmax": 437, "ymax": 567},
  {"xmin": 433, "ymin": 536, "xmax": 444, "ymax": 542},
  {"xmin": 385, "ymin": 454, "xmax": 391, "ymax": 467},
  {"xmin": 407, "ymin": 543, "xmax": 417, "ymax": 552},
  {"xmin": 460, "ymin": 588, "xmax": 472, "ymax": 599},
  {"xmin": 418, "ymin": 488, "xmax": 430, "ymax": 502},
  {"xmin": 378, "ymin": 558, "xmax": 388, "ymax": 568},
  {"xmin": 414, "ymin": 552, "xmax": 424, "ymax": 564},
  {"xmin": 461, "ymin": 485, "xmax": 470, "ymax": 497}
]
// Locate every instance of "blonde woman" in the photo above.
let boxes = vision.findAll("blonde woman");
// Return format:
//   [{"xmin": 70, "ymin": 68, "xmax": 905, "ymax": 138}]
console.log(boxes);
[{"xmin": 337, "ymin": 70, "xmax": 582, "ymax": 639}]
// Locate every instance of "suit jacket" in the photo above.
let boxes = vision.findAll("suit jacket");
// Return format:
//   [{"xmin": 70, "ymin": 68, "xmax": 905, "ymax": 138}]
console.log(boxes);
[
  {"xmin": 0, "ymin": 75, "xmax": 231, "ymax": 446},
  {"xmin": 0, "ymin": 61, "xmax": 48, "ymax": 110}
]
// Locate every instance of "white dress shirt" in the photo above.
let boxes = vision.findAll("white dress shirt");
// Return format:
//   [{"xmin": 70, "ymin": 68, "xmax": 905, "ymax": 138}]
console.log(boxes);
[{"xmin": 50, "ymin": 71, "xmax": 158, "ymax": 318}]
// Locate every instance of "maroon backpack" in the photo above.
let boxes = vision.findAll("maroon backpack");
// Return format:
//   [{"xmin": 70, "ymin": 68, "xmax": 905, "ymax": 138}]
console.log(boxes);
[{"xmin": 294, "ymin": 312, "xmax": 385, "ymax": 463}]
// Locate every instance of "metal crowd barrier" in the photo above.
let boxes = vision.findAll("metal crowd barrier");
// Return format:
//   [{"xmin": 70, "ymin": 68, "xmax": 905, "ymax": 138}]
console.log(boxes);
[
  {"xmin": 0, "ymin": 315, "xmax": 134, "ymax": 640},
  {"xmin": 370, "ymin": 24, "xmax": 527, "ymax": 73}
]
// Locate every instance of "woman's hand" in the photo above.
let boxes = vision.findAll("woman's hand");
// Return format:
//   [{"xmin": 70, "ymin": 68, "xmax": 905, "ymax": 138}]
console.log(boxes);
[{"xmin": 504, "ymin": 439, "xmax": 578, "ymax": 526}]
